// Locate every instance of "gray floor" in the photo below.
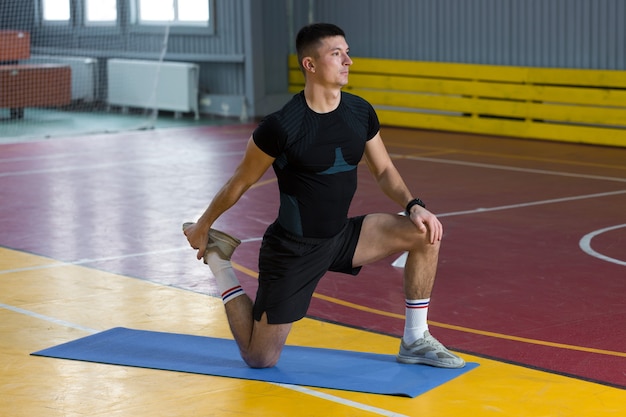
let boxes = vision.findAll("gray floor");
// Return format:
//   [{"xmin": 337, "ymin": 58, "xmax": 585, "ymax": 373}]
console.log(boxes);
[{"xmin": 0, "ymin": 107, "xmax": 237, "ymax": 144}]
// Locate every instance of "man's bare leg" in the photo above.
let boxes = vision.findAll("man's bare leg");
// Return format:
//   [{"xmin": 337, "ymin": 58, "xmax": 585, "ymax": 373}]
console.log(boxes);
[
  {"xmin": 184, "ymin": 223, "xmax": 291, "ymax": 368},
  {"xmin": 353, "ymin": 214, "xmax": 465, "ymax": 368},
  {"xmin": 222, "ymin": 295, "xmax": 292, "ymax": 368}
]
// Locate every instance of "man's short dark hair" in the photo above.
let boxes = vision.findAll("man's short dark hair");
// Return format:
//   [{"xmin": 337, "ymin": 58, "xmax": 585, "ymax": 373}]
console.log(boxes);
[{"xmin": 295, "ymin": 23, "xmax": 346, "ymax": 72}]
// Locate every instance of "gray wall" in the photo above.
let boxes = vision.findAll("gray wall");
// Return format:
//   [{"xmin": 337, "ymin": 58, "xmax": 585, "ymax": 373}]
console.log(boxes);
[
  {"xmin": 308, "ymin": 0, "xmax": 625, "ymax": 69},
  {"xmin": 2, "ymin": 0, "xmax": 625, "ymax": 118}
]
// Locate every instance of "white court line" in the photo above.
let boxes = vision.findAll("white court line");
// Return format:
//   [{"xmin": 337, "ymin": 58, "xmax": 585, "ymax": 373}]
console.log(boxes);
[
  {"xmin": 273, "ymin": 383, "xmax": 409, "ymax": 417},
  {"xmin": 0, "ymin": 238, "xmax": 263, "ymax": 275},
  {"xmin": 0, "ymin": 158, "xmax": 170, "ymax": 178},
  {"xmin": 0, "ymin": 247, "xmax": 190, "ymax": 275},
  {"xmin": 0, "ymin": 302, "xmax": 98, "ymax": 334},
  {"xmin": 0, "ymin": 151, "xmax": 244, "ymax": 178},
  {"xmin": 437, "ymin": 189, "xmax": 626, "ymax": 218},
  {"xmin": 579, "ymin": 224, "xmax": 626, "ymax": 267},
  {"xmin": 392, "ymin": 189, "xmax": 626, "ymax": 267},
  {"xmin": 392, "ymin": 154, "xmax": 626, "ymax": 183}
]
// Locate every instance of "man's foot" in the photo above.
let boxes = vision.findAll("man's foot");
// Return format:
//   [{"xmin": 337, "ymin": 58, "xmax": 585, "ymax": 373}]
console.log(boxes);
[
  {"xmin": 182, "ymin": 222, "xmax": 241, "ymax": 261},
  {"xmin": 396, "ymin": 330, "xmax": 465, "ymax": 368}
]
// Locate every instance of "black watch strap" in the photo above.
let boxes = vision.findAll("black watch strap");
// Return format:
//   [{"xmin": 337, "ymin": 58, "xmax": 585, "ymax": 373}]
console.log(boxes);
[{"xmin": 405, "ymin": 198, "xmax": 426, "ymax": 215}]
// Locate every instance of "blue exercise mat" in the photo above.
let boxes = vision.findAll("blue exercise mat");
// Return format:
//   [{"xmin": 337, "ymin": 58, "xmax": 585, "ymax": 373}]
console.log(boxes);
[{"xmin": 32, "ymin": 327, "xmax": 478, "ymax": 397}]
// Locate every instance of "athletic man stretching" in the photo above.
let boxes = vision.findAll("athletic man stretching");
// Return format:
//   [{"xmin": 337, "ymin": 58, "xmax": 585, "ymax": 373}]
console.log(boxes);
[{"xmin": 184, "ymin": 23, "xmax": 465, "ymax": 369}]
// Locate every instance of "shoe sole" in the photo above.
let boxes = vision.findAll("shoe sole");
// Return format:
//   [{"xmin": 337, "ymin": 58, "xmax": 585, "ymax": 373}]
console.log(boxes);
[
  {"xmin": 396, "ymin": 354, "xmax": 465, "ymax": 369},
  {"xmin": 208, "ymin": 228, "xmax": 241, "ymax": 248}
]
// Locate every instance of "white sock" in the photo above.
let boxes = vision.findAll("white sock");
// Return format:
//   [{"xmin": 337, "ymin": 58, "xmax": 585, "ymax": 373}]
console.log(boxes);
[
  {"xmin": 204, "ymin": 251, "xmax": 245, "ymax": 304},
  {"xmin": 403, "ymin": 298, "xmax": 430, "ymax": 344}
]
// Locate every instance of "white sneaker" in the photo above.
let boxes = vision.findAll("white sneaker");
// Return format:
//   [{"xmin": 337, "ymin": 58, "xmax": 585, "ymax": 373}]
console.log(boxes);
[
  {"xmin": 183, "ymin": 222, "xmax": 241, "ymax": 261},
  {"xmin": 397, "ymin": 330, "xmax": 466, "ymax": 368}
]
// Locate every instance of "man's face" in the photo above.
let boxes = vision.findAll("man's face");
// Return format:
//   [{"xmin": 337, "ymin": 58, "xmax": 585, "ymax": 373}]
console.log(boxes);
[{"xmin": 310, "ymin": 35, "xmax": 352, "ymax": 88}]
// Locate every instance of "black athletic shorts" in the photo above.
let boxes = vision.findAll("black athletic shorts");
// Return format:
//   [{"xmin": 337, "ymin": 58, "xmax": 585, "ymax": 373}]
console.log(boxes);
[{"xmin": 253, "ymin": 216, "xmax": 365, "ymax": 324}]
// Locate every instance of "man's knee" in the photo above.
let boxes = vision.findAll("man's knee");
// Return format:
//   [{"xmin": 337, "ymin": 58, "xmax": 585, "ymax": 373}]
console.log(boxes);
[
  {"xmin": 410, "ymin": 229, "xmax": 441, "ymax": 252},
  {"xmin": 242, "ymin": 349, "xmax": 281, "ymax": 368},
  {"xmin": 240, "ymin": 316, "xmax": 291, "ymax": 368}
]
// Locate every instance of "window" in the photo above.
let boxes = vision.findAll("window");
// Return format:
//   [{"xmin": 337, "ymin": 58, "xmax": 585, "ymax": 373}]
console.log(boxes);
[
  {"xmin": 85, "ymin": 0, "xmax": 117, "ymax": 24},
  {"xmin": 38, "ymin": 0, "xmax": 212, "ymax": 30},
  {"xmin": 137, "ymin": 0, "xmax": 210, "ymax": 26},
  {"xmin": 41, "ymin": 0, "xmax": 70, "ymax": 22}
]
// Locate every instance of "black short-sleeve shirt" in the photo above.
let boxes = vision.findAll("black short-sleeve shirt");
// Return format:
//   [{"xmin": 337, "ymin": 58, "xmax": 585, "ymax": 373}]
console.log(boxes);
[{"xmin": 253, "ymin": 91, "xmax": 380, "ymax": 238}]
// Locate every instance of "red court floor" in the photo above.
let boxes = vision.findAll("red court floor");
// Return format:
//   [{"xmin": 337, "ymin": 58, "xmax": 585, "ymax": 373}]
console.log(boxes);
[{"xmin": 1, "ymin": 124, "xmax": 625, "ymax": 389}]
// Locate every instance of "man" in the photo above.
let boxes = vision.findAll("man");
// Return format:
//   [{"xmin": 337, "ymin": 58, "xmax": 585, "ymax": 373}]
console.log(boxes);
[{"xmin": 184, "ymin": 23, "xmax": 465, "ymax": 369}]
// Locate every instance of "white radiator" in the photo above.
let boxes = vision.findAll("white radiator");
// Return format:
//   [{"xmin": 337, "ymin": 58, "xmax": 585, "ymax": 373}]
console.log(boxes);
[
  {"xmin": 107, "ymin": 59, "xmax": 199, "ymax": 119},
  {"xmin": 22, "ymin": 55, "xmax": 99, "ymax": 102}
]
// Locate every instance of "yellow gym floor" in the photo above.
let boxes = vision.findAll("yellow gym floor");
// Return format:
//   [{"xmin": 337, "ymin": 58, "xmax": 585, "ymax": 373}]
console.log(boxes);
[{"xmin": 1, "ymin": 247, "xmax": 623, "ymax": 416}]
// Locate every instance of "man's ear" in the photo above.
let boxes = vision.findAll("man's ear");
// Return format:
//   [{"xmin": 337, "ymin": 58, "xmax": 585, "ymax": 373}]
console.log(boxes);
[{"xmin": 302, "ymin": 57, "xmax": 315, "ymax": 73}]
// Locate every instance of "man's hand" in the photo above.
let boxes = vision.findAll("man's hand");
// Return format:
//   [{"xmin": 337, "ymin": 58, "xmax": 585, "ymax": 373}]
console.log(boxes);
[
  {"xmin": 183, "ymin": 222, "xmax": 210, "ymax": 260},
  {"xmin": 407, "ymin": 206, "xmax": 443, "ymax": 244}
]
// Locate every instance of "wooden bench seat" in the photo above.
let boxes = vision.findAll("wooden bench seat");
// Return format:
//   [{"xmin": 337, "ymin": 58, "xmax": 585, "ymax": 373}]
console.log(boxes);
[{"xmin": 288, "ymin": 55, "xmax": 626, "ymax": 147}]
